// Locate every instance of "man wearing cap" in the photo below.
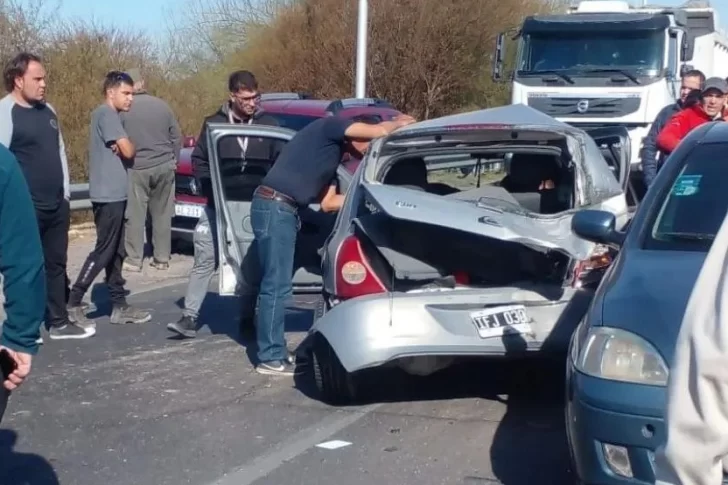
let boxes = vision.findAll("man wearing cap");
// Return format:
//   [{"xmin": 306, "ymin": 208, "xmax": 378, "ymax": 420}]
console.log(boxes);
[
  {"xmin": 120, "ymin": 67, "xmax": 182, "ymax": 273},
  {"xmin": 657, "ymin": 77, "xmax": 728, "ymax": 155},
  {"xmin": 641, "ymin": 69, "xmax": 704, "ymax": 188}
]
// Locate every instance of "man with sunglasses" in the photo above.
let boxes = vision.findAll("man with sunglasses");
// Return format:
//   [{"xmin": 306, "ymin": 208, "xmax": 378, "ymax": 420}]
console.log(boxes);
[{"xmin": 167, "ymin": 70, "xmax": 279, "ymax": 339}]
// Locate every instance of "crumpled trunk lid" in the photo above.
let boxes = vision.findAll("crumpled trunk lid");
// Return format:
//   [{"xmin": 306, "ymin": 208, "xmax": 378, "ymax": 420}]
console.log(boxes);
[{"xmin": 361, "ymin": 183, "xmax": 594, "ymax": 260}]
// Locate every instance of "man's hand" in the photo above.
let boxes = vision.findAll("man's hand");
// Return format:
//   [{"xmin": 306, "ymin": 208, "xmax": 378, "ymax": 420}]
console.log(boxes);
[
  {"xmin": 1, "ymin": 347, "xmax": 32, "ymax": 391},
  {"xmin": 110, "ymin": 143, "xmax": 119, "ymax": 155},
  {"xmin": 393, "ymin": 114, "xmax": 416, "ymax": 128},
  {"xmin": 319, "ymin": 185, "xmax": 344, "ymax": 213}
]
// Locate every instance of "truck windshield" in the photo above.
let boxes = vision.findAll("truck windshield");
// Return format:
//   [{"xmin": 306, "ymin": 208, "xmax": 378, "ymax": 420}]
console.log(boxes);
[{"xmin": 518, "ymin": 30, "xmax": 664, "ymax": 74}]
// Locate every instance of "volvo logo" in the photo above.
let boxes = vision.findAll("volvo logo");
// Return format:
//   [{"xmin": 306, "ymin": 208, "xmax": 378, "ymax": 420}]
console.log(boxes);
[{"xmin": 576, "ymin": 99, "xmax": 589, "ymax": 114}]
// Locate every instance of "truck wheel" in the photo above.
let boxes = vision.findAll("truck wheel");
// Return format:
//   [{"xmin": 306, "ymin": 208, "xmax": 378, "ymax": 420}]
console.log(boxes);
[{"xmin": 312, "ymin": 334, "xmax": 360, "ymax": 405}]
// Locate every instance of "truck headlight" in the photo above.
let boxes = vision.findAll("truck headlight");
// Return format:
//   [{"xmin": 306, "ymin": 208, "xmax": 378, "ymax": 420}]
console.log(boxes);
[{"xmin": 574, "ymin": 327, "xmax": 668, "ymax": 386}]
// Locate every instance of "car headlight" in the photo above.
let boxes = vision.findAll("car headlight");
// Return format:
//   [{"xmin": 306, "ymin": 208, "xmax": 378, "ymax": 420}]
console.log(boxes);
[{"xmin": 574, "ymin": 327, "xmax": 668, "ymax": 386}]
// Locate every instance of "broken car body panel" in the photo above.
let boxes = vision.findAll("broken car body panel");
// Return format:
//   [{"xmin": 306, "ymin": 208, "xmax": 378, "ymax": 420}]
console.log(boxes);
[
  {"xmin": 362, "ymin": 182, "xmax": 595, "ymax": 260},
  {"xmin": 305, "ymin": 104, "xmax": 630, "ymax": 374}
]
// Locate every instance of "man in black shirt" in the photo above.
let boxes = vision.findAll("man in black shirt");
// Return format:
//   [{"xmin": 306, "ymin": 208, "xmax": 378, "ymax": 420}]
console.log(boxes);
[
  {"xmin": 0, "ymin": 52, "xmax": 92, "ymax": 340},
  {"xmin": 167, "ymin": 71, "xmax": 280, "ymax": 339},
  {"xmin": 251, "ymin": 112, "xmax": 415, "ymax": 375}
]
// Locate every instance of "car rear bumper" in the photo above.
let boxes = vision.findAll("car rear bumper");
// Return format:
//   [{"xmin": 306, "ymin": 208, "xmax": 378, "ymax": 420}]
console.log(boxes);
[{"xmin": 309, "ymin": 286, "xmax": 592, "ymax": 373}]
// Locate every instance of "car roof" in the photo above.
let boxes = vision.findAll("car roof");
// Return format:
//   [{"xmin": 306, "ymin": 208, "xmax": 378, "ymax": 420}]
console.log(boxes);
[
  {"xmin": 260, "ymin": 98, "xmax": 401, "ymax": 119},
  {"xmin": 698, "ymin": 121, "xmax": 728, "ymax": 144},
  {"xmin": 393, "ymin": 103, "xmax": 576, "ymax": 135}
]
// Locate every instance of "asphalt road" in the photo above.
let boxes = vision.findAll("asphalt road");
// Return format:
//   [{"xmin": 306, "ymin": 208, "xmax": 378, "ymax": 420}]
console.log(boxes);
[{"xmin": 0, "ymin": 283, "xmax": 575, "ymax": 485}]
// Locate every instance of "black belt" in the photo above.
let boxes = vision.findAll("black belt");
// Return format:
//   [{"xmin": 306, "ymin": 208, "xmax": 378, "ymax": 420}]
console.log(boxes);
[{"xmin": 254, "ymin": 185, "xmax": 298, "ymax": 210}]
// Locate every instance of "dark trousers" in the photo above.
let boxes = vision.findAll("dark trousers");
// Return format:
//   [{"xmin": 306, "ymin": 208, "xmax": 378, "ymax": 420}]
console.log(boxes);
[
  {"xmin": 69, "ymin": 201, "xmax": 127, "ymax": 307},
  {"xmin": 36, "ymin": 200, "xmax": 71, "ymax": 329}
]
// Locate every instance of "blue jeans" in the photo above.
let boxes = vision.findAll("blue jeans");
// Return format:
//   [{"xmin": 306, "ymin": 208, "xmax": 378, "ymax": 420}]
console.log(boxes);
[{"xmin": 250, "ymin": 195, "xmax": 299, "ymax": 363}]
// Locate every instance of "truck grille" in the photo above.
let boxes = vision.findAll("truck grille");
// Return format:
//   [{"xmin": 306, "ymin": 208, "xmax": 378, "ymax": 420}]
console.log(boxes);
[{"xmin": 527, "ymin": 96, "xmax": 641, "ymax": 118}]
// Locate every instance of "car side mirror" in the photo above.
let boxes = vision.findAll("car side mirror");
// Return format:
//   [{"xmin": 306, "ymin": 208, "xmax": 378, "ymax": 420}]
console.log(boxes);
[{"xmin": 572, "ymin": 209, "xmax": 624, "ymax": 248}]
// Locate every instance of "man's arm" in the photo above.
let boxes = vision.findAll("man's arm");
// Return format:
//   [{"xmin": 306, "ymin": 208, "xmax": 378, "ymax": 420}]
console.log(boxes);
[
  {"xmin": 656, "ymin": 111, "xmax": 687, "ymax": 154},
  {"xmin": 343, "ymin": 115, "xmax": 416, "ymax": 140},
  {"xmin": 99, "ymin": 108, "xmax": 135, "ymax": 160},
  {"xmin": 0, "ymin": 145, "xmax": 45, "ymax": 356},
  {"xmin": 47, "ymin": 104, "xmax": 71, "ymax": 200},
  {"xmin": 191, "ymin": 120, "xmax": 210, "ymax": 181},
  {"xmin": 641, "ymin": 106, "xmax": 672, "ymax": 187},
  {"xmin": 168, "ymin": 105, "xmax": 182, "ymax": 163},
  {"xmin": 319, "ymin": 184, "xmax": 344, "ymax": 213},
  {"xmin": 0, "ymin": 95, "xmax": 15, "ymax": 148}
]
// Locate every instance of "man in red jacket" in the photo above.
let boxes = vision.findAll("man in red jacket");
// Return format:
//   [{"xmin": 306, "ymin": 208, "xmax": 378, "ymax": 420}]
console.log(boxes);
[{"xmin": 657, "ymin": 77, "xmax": 728, "ymax": 154}]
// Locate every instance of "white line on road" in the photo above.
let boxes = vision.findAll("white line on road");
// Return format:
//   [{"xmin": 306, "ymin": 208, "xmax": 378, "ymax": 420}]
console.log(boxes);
[{"xmin": 207, "ymin": 403, "xmax": 383, "ymax": 485}]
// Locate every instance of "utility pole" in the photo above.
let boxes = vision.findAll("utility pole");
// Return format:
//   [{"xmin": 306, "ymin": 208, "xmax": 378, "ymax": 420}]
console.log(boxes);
[{"xmin": 355, "ymin": 0, "xmax": 368, "ymax": 98}]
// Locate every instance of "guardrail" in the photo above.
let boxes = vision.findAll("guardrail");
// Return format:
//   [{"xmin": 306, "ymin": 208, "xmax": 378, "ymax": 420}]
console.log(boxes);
[{"xmin": 70, "ymin": 183, "xmax": 91, "ymax": 211}]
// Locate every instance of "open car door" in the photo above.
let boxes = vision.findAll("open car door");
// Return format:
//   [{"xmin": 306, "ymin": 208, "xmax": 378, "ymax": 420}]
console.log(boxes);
[
  {"xmin": 207, "ymin": 123, "xmax": 350, "ymax": 296},
  {"xmin": 584, "ymin": 126, "xmax": 631, "ymax": 192}
]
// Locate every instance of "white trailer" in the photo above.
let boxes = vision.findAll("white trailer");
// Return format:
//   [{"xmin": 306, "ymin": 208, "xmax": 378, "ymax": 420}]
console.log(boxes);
[{"xmin": 492, "ymin": 0, "xmax": 728, "ymax": 201}]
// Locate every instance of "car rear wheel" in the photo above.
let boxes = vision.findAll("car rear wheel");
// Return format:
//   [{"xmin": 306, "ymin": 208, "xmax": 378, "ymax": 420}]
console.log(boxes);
[{"xmin": 312, "ymin": 334, "xmax": 361, "ymax": 405}]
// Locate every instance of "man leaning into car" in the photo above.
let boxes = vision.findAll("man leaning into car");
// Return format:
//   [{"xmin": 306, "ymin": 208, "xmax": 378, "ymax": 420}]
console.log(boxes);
[
  {"xmin": 166, "ymin": 70, "xmax": 279, "ymax": 339},
  {"xmin": 249, "ymin": 111, "xmax": 415, "ymax": 376}
]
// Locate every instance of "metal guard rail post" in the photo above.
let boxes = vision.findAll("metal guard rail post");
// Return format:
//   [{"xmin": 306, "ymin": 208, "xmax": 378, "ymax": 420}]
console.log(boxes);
[{"xmin": 69, "ymin": 183, "xmax": 91, "ymax": 211}]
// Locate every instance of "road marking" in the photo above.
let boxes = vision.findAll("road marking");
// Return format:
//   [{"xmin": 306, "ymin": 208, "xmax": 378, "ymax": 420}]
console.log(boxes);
[
  {"xmin": 207, "ymin": 403, "xmax": 382, "ymax": 485},
  {"xmin": 315, "ymin": 439, "xmax": 352, "ymax": 450}
]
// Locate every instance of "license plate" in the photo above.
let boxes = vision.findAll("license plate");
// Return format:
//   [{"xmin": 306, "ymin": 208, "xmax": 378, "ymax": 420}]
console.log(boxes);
[
  {"xmin": 470, "ymin": 305, "xmax": 532, "ymax": 339},
  {"xmin": 175, "ymin": 203, "xmax": 203, "ymax": 218}
]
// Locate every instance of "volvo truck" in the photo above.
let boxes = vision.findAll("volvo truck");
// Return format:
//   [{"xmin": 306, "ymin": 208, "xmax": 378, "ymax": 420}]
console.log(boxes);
[{"xmin": 492, "ymin": 0, "xmax": 728, "ymax": 202}]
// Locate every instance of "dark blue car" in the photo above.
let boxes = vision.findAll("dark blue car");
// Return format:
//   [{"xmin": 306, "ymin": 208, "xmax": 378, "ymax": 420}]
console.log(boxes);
[{"xmin": 565, "ymin": 121, "xmax": 728, "ymax": 484}]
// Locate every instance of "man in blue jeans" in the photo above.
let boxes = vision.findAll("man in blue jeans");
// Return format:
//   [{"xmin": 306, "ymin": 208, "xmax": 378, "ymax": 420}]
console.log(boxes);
[{"xmin": 250, "ymin": 112, "xmax": 415, "ymax": 376}]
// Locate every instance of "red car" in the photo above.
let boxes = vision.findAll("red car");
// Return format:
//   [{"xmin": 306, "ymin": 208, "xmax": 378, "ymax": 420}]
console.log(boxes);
[{"xmin": 171, "ymin": 95, "xmax": 403, "ymax": 245}]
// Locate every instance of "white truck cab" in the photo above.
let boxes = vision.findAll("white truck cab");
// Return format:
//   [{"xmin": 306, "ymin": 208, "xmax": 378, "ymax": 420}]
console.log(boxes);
[{"xmin": 493, "ymin": 0, "xmax": 728, "ymax": 202}]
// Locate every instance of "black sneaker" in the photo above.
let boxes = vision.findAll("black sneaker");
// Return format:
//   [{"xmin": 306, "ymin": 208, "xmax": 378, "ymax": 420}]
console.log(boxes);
[
  {"xmin": 49, "ymin": 323, "xmax": 95, "ymax": 340},
  {"xmin": 167, "ymin": 315, "xmax": 197, "ymax": 338},
  {"xmin": 110, "ymin": 305, "xmax": 152, "ymax": 325},
  {"xmin": 256, "ymin": 360, "xmax": 301, "ymax": 376}
]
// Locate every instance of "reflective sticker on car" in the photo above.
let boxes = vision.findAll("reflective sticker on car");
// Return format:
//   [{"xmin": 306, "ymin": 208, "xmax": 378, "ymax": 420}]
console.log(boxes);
[{"xmin": 671, "ymin": 174, "xmax": 702, "ymax": 197}]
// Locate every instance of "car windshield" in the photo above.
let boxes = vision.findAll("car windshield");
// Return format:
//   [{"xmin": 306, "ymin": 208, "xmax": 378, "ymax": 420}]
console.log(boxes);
[
  {"xmin": 647, "ymin": 144, "xmax": 728, "ymax": 251},
  {"xmin": 266, "ymin": 113, "xmax": 318, "ymax": 131},
  {"xmin": 518, "ymin": 29, "xmax": 664, "ymax": 73}
]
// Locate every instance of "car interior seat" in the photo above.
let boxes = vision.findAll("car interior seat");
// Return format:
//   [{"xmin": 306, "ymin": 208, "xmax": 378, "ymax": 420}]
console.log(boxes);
[
  {"xmin": 382, "ymin": 157, "xmax": 429, "ymax": 191},
  {"xmin": 500, "ymin": 153, "xmax": 570, "ymax": 214},
  {"xmin": 500, "ymin": 153, "xmax": 548, "ymax": 212}
]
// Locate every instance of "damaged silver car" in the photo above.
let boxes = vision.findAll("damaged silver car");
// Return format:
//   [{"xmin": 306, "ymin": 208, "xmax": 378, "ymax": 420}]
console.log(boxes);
[{"xmin": 300, "ymin": 104, "xmax": 633, "ymax": 404}]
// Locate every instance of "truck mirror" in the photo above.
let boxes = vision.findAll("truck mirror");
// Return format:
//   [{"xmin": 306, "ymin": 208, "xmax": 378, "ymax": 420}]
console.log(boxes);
[{"xmin": 492, "ymin": 32, "xmax": 505, "ymax": 82}]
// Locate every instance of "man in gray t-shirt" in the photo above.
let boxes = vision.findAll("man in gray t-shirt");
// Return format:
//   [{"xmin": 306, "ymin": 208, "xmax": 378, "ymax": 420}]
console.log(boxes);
[
  {"xmin": 67, "ymin": 71, "xmax": 151, "ymax": 327},
  {"xmin": 88, "ymin": 103, "xmax": 130, "ymax": 203}
]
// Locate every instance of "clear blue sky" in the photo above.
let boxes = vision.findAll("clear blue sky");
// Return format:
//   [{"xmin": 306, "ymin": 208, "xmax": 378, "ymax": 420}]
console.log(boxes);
[{"xmin": 31, "ymin": 0, "xmax": 728, "ymax": 41}]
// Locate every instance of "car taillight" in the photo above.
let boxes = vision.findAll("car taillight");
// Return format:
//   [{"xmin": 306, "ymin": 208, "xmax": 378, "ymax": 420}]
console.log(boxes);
[
  {"xmin": 453, "ymin": 271, "xmax": 470, "ymax": 285},
  {"xmin": 571, "ymin": 244, "xmax": 613, "ymax": 289},
  {"xmin": 335, "ymin": 235, "xmax": 386, "ymax": 299}
]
